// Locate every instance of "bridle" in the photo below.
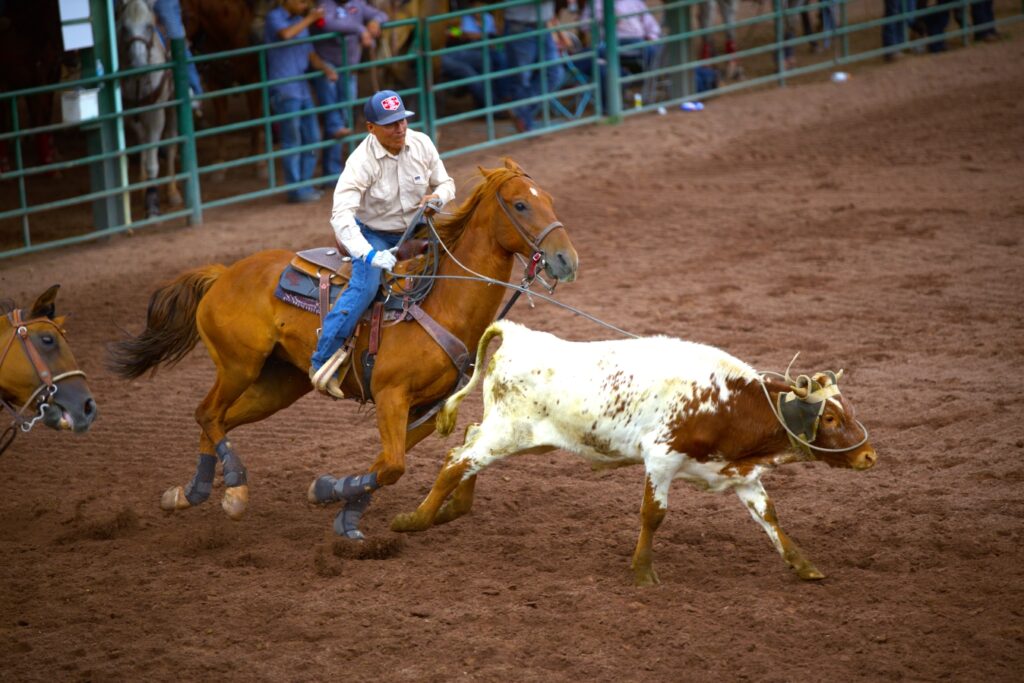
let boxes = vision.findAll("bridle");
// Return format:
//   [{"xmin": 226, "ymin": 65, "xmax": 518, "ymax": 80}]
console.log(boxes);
[
  {"xmin": 0, "ymin": 309, "xmax": 86, "ymax": 455},
  {"xmin": 120, "ymin": 0, "xmax": 172, "ymax": 107},
  {"xmin": 494, "ymin": 184, "xmax": 567, "ymax": 319},
  {"xmin": 495, "ymin": 191, "xmax": 565, "ymax": 280}
]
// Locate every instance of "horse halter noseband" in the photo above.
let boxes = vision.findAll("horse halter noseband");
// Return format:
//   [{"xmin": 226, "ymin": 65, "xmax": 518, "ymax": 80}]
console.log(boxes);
[{"xmin": 0, "ymin": 310, "xmax": 86, "ymax": 454}]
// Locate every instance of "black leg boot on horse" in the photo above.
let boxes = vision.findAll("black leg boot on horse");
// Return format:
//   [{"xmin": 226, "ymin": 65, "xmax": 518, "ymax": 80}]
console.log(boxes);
[{"xmin": 307, "ymin": 472, "xmax": 380, "ymax": 539}]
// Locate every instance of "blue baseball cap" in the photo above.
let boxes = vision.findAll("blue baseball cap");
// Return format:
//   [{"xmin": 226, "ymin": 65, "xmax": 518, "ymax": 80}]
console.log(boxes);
[{"xmin": 364, "ymin": 90, "xmax": 415, "ymax": 125}]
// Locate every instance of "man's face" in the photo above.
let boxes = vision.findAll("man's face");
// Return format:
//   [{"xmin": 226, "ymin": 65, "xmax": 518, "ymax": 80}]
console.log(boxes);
[
  {"xmin": 283, "ymin": 0, "xmax": 310, "ymax": 16},
  {"xmin": 367, "ymin": 118, "xmax": 408, "ymax": 155}
]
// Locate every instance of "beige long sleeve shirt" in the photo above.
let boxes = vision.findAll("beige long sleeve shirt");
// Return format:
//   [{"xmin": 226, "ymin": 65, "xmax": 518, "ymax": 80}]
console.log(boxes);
[{"xmin": 330, "ymin": 129, "xmax": 456, "ymax": 260}]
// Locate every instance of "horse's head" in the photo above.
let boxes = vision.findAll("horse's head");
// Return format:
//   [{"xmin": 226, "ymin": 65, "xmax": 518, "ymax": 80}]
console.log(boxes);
[
  {"xmin": 0, "ymin": 286, "xmax": 97, "ymax": 434},
  {"xmin": 118, "ymin": 0, "xmax": 159, "ymax": 70},
  {"xmin": 490, "ymin": 159, "xmax": 579, "ymax": 283}
]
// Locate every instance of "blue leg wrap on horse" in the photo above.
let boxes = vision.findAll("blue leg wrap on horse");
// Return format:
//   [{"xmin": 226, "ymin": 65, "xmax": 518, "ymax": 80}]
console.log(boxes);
[
  {"xmin": 333, "ymin": 472, "xmax": 379, "ymax": 500},
  {"xmin": 334, "ymin": 492, "xmax": 373, "ymax": 540},
  {"xmin": 184, "ymin": 453, "xmax": 217, "ymax": 505},
  {"xmin": 215, "ymin": 438, "xmax": 247, "ymax": 488}
]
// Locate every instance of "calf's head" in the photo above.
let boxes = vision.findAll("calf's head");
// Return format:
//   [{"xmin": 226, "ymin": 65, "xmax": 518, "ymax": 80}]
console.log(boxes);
[{"xmin": 771, "ymin": 371, "xmax": 876, "ymax": 471}]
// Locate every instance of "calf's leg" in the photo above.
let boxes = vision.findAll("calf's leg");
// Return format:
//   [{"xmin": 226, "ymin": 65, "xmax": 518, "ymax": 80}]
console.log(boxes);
[
  {"xmin": 734, "ymin": 481, "xmax": 824, "ymax": 580},
  {"xmin": 631, "ymin": 473, "xmax": 669, "ymax": 586}
]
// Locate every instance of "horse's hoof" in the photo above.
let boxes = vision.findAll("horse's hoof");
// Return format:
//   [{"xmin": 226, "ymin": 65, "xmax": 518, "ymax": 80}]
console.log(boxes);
[
  {"xmin": 168, "ymin": 193, "xmax": 183, "ymax": 208},
  {"xmin": 307, "ymin": 475, "xmax": 338, "ymax": 505},
  {"xmin": 160, "ymin": 485, "xmax": 191, "ymax": 511},
  {"xmin": 221, "ymin": 485, "xmax": 249, "ymax": 520}
]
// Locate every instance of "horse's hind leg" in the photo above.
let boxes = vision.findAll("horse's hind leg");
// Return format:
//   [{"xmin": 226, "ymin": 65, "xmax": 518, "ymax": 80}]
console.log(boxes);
[
  {"xmin": 165, "ymin": 108, "xmax": 182, "ymax": 207},
  {"xmin": 163, "ymin": 357, "xmax": 310, "ymax": 518}
]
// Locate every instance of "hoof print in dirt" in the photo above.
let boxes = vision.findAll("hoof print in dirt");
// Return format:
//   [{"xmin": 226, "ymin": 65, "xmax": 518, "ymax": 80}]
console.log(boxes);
[{"xmin": 332, "ymin": 535, "xmax": 404, "ymax": 561}]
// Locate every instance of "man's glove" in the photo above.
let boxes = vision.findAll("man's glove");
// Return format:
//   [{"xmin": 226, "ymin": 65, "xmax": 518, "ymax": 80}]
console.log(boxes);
[{"xmin": 366, "ymin": 249, "xmax": 396, "ymax": 270}]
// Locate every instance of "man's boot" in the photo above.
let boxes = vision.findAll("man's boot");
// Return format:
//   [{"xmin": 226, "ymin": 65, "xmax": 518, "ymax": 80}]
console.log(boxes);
[{"xmin": 310, "ymin": 346, "xmax": 349, "ymax": 398}]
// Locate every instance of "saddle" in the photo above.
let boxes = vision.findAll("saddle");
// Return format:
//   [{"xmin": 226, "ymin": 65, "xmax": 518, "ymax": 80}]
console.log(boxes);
[
  {"xmin": 273, "ymin": 238, "xmax": 474, "ymax": 425},
  {"xmin": 276, "ymin": 240, "xmax": 431, "ymax": 320}
]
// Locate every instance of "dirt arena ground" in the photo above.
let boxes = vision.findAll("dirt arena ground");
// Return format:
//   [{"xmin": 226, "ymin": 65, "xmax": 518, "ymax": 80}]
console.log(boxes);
[{"xmin": 2, "ymin": 37, "xmax": 1023, "ymax": 682}]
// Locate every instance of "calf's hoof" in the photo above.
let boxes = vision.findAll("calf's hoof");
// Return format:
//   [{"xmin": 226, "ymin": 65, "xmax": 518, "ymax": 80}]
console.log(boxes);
[
  {"xmin": 797, "ymin": 565, "xmax": 826, "ymax": 580},
  {"xmin": 160, "ymin": 486, "xmax": 191, "ymax": 511},
  {"xmin": 390, "ymin": 511, "xmax": 432, "ymax": 533},
  {"xmin": 633, "ymin": 566, "xmax": 660, "ymax": 587},
  {"xmin": 221, "ymin": 485, "xmax": 249, "ymax": 521}
]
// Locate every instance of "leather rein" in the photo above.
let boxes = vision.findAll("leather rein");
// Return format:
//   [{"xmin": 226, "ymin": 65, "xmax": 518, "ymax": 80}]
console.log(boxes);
[{"xmin": 0, "ymin": 310, "xmax": 86, "ymax": 455}]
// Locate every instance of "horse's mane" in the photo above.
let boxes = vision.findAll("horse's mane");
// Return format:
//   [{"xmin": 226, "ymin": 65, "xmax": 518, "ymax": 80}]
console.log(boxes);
[{"xmin": 433, "ymin": 164, "xmax": 524, "ymax": 247}]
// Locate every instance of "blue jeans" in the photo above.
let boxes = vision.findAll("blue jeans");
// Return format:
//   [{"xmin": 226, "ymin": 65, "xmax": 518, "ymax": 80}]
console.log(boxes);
[
  {"xmin": 153, "ymin": 0, "xmax": 203, "ymax": 94},
  {"xmin": 311, "ymin": 226, "xmax": 402, "ymax": 369},
  {"xmin": 883, "ymin": 0, "xmax": 918, "ymax": 47},
  {"xmin": 440, "ymin": 47, "xmax": 509, "ymax": 108},
  {"xmin": 505, "ymin": 24, "xmax": 566, "ymax": 130},
  {"xmin": 271, "ymin": 92, "xmax": 320, "ymax": 201},
  {"xmin": 313, "ymin": 70, "xmax": 356, "ymax": 178}
]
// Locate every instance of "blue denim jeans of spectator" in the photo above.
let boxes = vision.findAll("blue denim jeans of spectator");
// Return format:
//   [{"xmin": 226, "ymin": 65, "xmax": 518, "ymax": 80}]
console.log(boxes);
[
  {"xmin": 882, "ymin": 0, "xmax": 915, "ymax": 47},
  {"xmin": 153, "ymin": 0, "xmax": 203, "ymax": 94},
  {"xmin": 313, "ymin": 71, "xmax": 355, "ymax": 178},
  {"xmin": 440, "ymin": 47, "xmax": 510, "ymax": 108},
  {"xmin": 505, "ymin": 23, "xmax": 566, "ymax": 130},
  {"xmin": 272, "ymin": 92, "xmax": 320, "ymax": 201},
  {"xmin": 311, "ymin": 226, "xmax": 402, "ymax": 370}
]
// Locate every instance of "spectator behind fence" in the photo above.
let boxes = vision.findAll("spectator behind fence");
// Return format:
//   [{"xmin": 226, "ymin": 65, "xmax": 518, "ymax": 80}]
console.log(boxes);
[
  {"xmin": 153, "ymin": 0, "xmax": 203, "ymax": 111},
  {"xmin": 440, "ymin": 0, "xmax": 509, "ymax": 110},
  {"xmin": 915, "ymin": 0, "xmax": 999, "ymax": 52},
  {"xmin": 503, "ymin": 0, "xmax": 569, "ymax": 133},
  {"xmin": 581, "ymin": 0, "xmax": 661, "ymax": 67},
  {"xmin": 265, "ymin": 0, "xmax": 337, "ymax": 203},
  {"xmin": 695, "ymin": 0, "xmax": 742, "ymax": 80},
  {"xmin": 312, "ymin": 0, "xmax": 389, "ymax": 182}
]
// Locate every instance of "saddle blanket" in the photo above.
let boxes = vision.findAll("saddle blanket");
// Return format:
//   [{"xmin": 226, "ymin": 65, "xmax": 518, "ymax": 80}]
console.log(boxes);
[{"xmin": 274, "ymin": 264, "xmax": 344, "ymax": 316}]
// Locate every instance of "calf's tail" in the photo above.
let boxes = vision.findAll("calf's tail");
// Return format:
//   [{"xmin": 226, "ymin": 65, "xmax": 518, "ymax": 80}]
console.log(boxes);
[{"xmin": 436, "ymin": 321, "xmax": 505, "ymax": 437}]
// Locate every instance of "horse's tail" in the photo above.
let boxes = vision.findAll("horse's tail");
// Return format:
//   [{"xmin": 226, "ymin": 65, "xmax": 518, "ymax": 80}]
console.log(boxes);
[
  {"xmin": 436, "ymin": 321, "xmax": 506, "ymax": 437},
  {"xmin": 108, "ymin": 264, "xmax": 227, "ymax": 380}
]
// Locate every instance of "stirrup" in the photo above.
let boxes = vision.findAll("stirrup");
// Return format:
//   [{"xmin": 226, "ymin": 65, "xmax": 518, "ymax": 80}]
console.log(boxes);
[{"xmin": 310, "ymin": 347, "xmax": 348, "ymax": 398}]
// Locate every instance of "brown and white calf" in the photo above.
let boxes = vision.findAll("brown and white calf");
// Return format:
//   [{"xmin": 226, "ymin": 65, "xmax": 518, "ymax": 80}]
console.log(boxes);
[{"xmin": 391, "ymin": 321, "xmax": 877, "ymax": 586}]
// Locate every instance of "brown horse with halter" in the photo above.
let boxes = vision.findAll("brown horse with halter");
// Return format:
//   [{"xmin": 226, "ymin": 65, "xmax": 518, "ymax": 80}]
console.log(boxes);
[
  {"xmin": 0, "ymin": 286, "xmax": 98, "ymax": 455},
  {"xmin": 109, "ymin": 159, "xmax": 578, "ymax": 539}
]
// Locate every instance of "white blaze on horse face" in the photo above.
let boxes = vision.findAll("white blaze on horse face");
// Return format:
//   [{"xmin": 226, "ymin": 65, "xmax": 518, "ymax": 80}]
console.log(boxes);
[{"xmin": 529, "ymin": 187, "xmax": 539, "ymax": 198}]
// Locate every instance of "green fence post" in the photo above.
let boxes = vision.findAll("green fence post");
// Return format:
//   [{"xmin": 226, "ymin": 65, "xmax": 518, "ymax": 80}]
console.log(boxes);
[
  {"xmin": 83, "ymin": 0, "xmax": 126, "ymax": 232},
  {"xmin": 664, "ymin": 0, "xmax": 692, "ymax": 101},
  {"xmin": 171, "ymin": 38, "xmax": 202, "ymax": 225},
  {"xmin": 603, "ymin": 0, "xmax": 622, "ymax": 121},
  {"xmin": 840, "ymin": 0, "xmax": 849, "ymax": 60},
  {"xmin": 774, "ymin": 0, "xmax": 787, "ymax": 86}
]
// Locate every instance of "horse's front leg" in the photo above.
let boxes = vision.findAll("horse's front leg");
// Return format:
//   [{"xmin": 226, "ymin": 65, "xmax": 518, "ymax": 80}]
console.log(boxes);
[
  {"xmin": 307, "ymin": 388, "xmax": 427, "ymax": 539},
  {"xmin": 141, "ymin": 109, "xmax": 166, "ymax": 217},
  {"xmin": 165, "ymin": 108, "xmax": 182, "ymax": 207}
]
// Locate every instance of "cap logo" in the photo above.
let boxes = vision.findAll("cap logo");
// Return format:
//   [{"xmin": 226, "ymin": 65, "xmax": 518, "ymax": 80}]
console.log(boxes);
[{"xmin": 381, "ymin": 96, "xmax": 401, "ymax": 111}]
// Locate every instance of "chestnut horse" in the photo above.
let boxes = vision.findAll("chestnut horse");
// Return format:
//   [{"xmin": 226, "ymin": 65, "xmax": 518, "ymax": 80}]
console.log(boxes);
[
  {"xmin": 109, "ymin": 159, "xmax": 578, "ymax": 538},
  {"xmin": 1, "ymin": 286, "xmax": 98, "ymax": 455}
]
